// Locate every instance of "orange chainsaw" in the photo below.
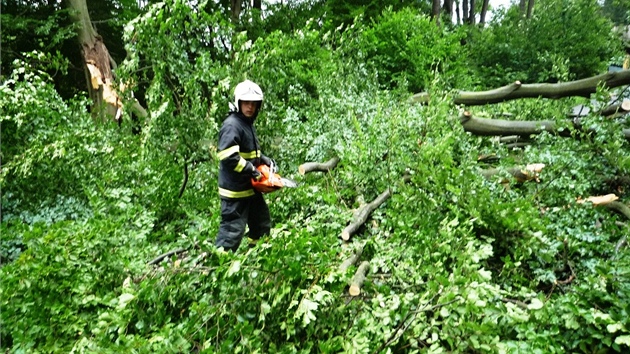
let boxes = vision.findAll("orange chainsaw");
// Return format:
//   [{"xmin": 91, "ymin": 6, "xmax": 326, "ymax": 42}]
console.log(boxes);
[{"xmin": 251, "ymin": 161, "xmax": 298, "ymax": 193}]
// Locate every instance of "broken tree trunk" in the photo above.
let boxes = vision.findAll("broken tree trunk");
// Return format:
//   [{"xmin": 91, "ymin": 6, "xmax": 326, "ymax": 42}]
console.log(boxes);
[
  {"xmin": 68, "ymin": 0, "xmax": 120, "ymax": 119},
  {"xmin": 68, "ymin": 0, "xmax": 147, "ymax": 122},
  {"xmin": 349, "ymin": 261, "xmax": 370, "ymax": 296},
  {"xmin": 339, "ymin": 244, "xmax": 364, "ymax": 273},
  {"xmin": 299, "ymin": 157, "xmax": 340, "ymax": 175},
  {"xmin": 460, "ymin": 111, "xmax": 630, "ymax": 140},
  {"xmin": 342, "ymin": 188, "xmax": 391, "ymax": 241},
  {"xmin": 411, "ymin": 70, "xmax": 630, "ymax": 106}
]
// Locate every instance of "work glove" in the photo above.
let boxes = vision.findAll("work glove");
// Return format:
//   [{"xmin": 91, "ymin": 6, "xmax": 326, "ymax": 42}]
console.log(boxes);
[
  {"xmin": 261, "ymin": 156, "xmax": 276, "ymax": 168},
  {"xmin": 252, "ymin": 168, "xmax": 263, "ymax": 181}
]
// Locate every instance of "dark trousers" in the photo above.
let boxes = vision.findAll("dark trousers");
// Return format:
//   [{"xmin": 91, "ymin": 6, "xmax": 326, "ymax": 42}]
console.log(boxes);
[{"xmin": 215, "ymin": 193, "xmax": 271, "ymax": 252}]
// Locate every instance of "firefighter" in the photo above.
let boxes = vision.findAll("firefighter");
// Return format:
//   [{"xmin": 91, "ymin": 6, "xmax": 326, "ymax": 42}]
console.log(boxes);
[{"xmin": 215, "ymin": 80, "xmax": 275, "ymax": 252}]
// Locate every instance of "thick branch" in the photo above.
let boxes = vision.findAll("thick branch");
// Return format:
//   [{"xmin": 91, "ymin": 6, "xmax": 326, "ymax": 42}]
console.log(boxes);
[
  {"xmin": 460, "ymin": 111, "xmax": 630, "ymax": 140},
  {"xmin": 339, "ymin": 245, "xmax": 363, "ymax": 273},
  {"xmin": 148, "ymin": 248, "xmax": 187, "ymax": 265},
  {"xmin": 411, "ymin": 71, "xmax": 630, "ymax": 106},
  {"xmin": 603, "ymin": 201, "xmax": 630, "ymax": 220},
  {"xmin": 342, "ymin": 189, "xmax": 391, "ymax": 241},
  {"xmin": 298, "ymin": 157, "xmax": 340, "ymax": 175},
  {"xmin": 349, "ymin": 261, "xmax": 370, "ymax": 296}
]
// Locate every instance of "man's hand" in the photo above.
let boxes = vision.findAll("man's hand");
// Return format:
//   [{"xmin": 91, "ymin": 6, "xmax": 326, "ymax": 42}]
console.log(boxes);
[
  {"xmin": 261, "ymin": 156, "xmax": 276, "ymax": 168},
  {"xmin": 252, "ymin": 169, "xmax": 263, "ymax": 181}
]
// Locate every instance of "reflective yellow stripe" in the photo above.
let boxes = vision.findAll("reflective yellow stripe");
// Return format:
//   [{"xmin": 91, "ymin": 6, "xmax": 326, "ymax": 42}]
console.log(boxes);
[
  {"xmin": 217, "ymin": 145, "xmax": 240, "ymax": 160},
  {"xmin": 239, "ymin": 150, "xmax": 261, "ymax": 159},
  {"xmin": 219, "ymin": 188, "xmax": 255, "ymax": 198},
  {"xmin": 234, "ymin": 158, "xmax": 247, "ymax": 172}
]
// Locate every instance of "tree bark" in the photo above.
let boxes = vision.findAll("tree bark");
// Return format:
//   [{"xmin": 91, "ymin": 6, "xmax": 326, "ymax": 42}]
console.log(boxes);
[
  {"xmin": 519, "ymin": 0, "xmax": 527, "ymax": 15},
  {"xmin": 432, "ymin": 0, "xmax": 441, "ymax": 24},
  {"xmin": 448, "ymin": 70, "xmax": 630, "ymax": 106},
  {"xmin": 443, "ymin": 0, "xmax": 453, "ymax": 24},
  {"xmin": 299, "ymin": 157, "xmax": 340, "ymax": 175},
  {"xmin": 526, "ymin": 0, "xmax": 535, "ymax": 19},
  {"xmin": 342, "ymin": 189, "xmax": 391, "ymax": 241},
  {"xmin": 339, "ymin": 245, "xmax": 363, "ymax": 273},
  {"xmin": 459, "ymin": 111, "xmax": 630, "ymax": 140},
  {"xmin": 462, "ymin": 0, "xmax": 469, "ymax": 24},
  {"xmin": 479, "ymin": 0, "xmax": 489, "ymax": 24},
  {"xmin": 602, "ymin": 100, "xmax": 630, "ymax": 117},
  {"xmin": 68, "ymin": 0, "xmax": 120, "ymax": 120},
  {"xmin": 469, "ymin": 0, "xmax": 476, "ymax": 25},
  {"xmin": 349, "ymin": 261, "xmax": 370, "ymax": 296},
  {"xmin": 230, "ymin": 0, "xmax": 242, "ymax": 23}
]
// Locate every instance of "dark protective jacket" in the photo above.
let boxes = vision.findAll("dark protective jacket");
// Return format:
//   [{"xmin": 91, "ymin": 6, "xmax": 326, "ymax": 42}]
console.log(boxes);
[{"xmin": 217, "ymin": 111, "xmax": 269, "ymax": 199}]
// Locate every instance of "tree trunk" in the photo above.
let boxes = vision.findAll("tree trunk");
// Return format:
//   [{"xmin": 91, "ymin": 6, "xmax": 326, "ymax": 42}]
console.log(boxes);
[
  {"xmin": 253, "ymin": 0, "xmax": 262, "ymax": 11},
  {"xmin": 443, "ymin": 0, "xmax": 453, "ymax": 24},
  {"xmin": 436, "ymin": 70, "xmax": 630, "ymax": 106},
  {"xmin": 455, "ymin": 0, "xmax": 461, "ymax": 24},
  {"xmin": 469, "ymin": 0, "xmax": 476, "ymax": 25},
  {"xmin": 432, "ymin": 0, "xmax": 441, "ymax": 24},
  {"xmin": 526, "ymin": 0, "xmax": 535, "ymax": 18},
  {"xmin": 67, "ymin": 0, "xmax": 120, "ymax": 120},
  {"xmin": 230, "ymin": 0, "xmax": 242, "ymax": 23},
  {"xmin": 462, "ymin": 0, "xmax": 469, "ymax": 24},
  {"xmin": 519, "ymin": 0, "xmax": 527, "ymax": 15},
  {"xmin": 479, "ymin": 0, "xmax": 489, "ymax": 24}
]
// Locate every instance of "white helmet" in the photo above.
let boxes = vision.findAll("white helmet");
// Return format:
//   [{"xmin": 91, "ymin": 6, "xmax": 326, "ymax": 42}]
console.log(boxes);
[{"xmin": 233, "ymin": 80, "xmax": 263, "ymax": 112}]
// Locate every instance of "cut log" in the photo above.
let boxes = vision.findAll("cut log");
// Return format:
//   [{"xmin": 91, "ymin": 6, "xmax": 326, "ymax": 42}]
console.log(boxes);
[
  {"xmin": 570, "ymin": 99, "xmax": 630, "ymax": 118},
  {"xmin": 298, "ymin": 157, "xmax": 340, "ymax": 175},
  {"xmin": 342, "ymin": 189, "xmax": 392, "ymax": 241},
  {"xmin": 339, "ymin": 245, "xmax": 363, "ymax": 273},
  {"xmin": 349, "ymin": 261, "xmax": 370, "ymax": 296},
  {"xmin": 602, "ymin": 100, "xmax": 630, "ymax": 117}
]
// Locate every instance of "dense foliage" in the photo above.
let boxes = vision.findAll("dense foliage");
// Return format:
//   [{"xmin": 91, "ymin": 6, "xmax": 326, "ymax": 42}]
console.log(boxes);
[{"xmin": 2, "ymin": 0, "xmax": 630, "ymax": 352}]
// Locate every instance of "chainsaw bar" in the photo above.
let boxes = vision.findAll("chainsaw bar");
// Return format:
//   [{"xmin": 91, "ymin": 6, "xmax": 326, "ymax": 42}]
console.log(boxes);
[{"xmin": 281, "ymin": 178, "xmax": 299, "ymax": 188}]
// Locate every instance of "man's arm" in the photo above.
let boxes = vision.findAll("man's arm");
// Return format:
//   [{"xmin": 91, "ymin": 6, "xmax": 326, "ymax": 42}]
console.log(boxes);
[{"xmin": 217, "ymin": 124, "xmax": 257, "ymax": 176}]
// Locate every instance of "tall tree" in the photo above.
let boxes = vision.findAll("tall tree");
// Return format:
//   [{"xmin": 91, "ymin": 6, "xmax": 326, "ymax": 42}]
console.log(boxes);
[
  {"xmin": 432, "ymin": 0, "xmax": 441, "ymax": 24},
  {"xmin": 231, "ymin": 0, "xmax": 243, "ymax": 22},
  {"xmin": 479, "ymin": 0, "xmax": 489, "ymax": 24},
  {"xmin": 526, "ymin": 0, "xmax": 535, "ymax": 18},
  {"xmin": 443, "ymin": 0, "xmax": 454, "ymax": 24}
]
